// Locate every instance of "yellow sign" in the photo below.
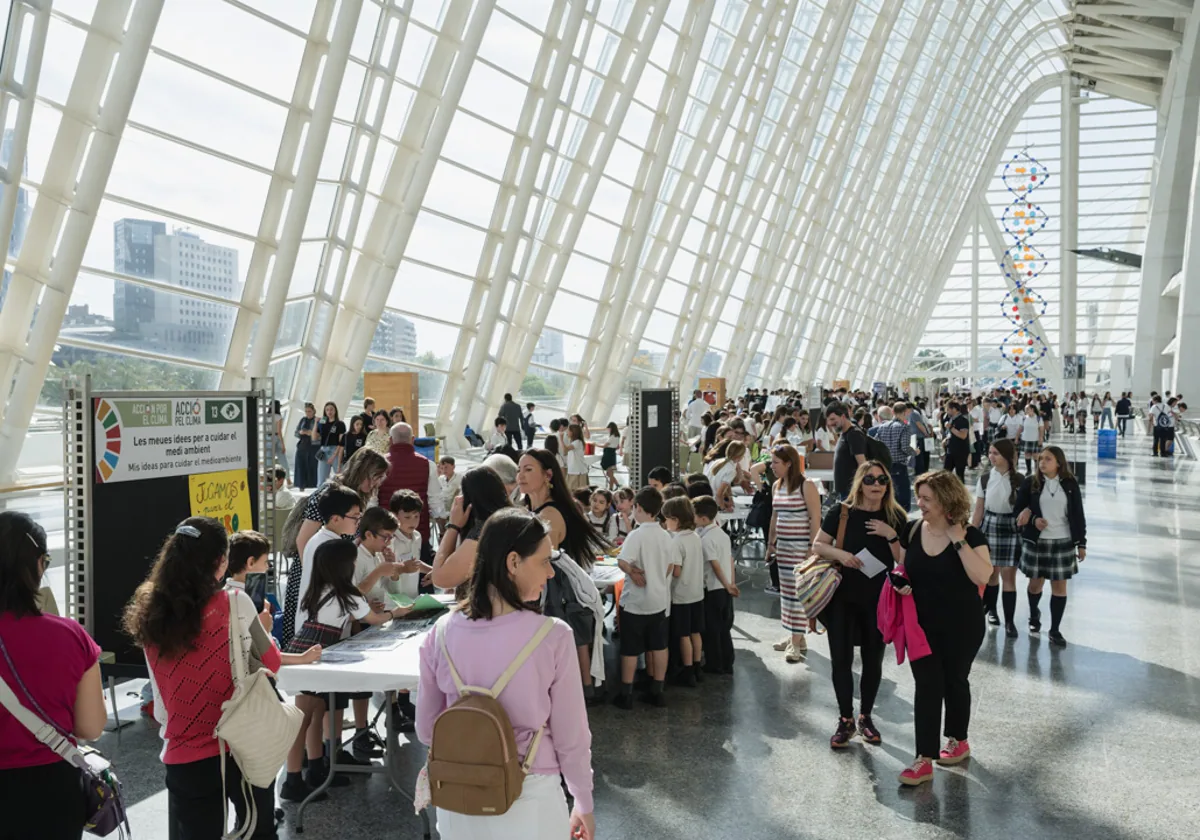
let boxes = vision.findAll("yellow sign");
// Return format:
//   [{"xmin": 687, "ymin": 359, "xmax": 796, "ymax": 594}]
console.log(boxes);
[{"xmin": 188, "ymin": 469, "xmax": 252, "ymax": 534}]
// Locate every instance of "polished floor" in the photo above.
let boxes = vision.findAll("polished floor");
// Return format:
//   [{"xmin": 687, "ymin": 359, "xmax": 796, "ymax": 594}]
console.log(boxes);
[{"xmin": 62, "ymin": 432, "xmax": 1200, "ymax": 839}]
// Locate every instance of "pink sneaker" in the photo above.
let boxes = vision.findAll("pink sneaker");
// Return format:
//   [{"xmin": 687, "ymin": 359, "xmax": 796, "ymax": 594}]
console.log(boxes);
[
  {"xmin": 937, "ymin": 737, "xmax": 971, "ymax": 765},
  {"xmin": 899, "ymin": 757, "xmax": 934, "ymax": 786}
]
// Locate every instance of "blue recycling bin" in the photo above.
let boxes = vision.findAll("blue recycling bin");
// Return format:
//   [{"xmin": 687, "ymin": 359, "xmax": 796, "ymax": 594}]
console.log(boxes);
[
  {"xmin": 414, "ymin": 436, "xmax": 436, "ymax": 461},
  {"xmin": 1097, "ymin": 428, "xmax": 1117, "ymax": 459}
]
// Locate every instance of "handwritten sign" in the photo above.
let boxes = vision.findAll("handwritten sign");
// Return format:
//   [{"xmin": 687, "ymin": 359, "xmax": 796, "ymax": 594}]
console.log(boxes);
[{"xmin": 188, "ymin": 469, "xmax": 253, "ymax": 533}]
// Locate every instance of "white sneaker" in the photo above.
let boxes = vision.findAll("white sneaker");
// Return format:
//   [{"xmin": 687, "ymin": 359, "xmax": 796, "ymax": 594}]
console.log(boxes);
[
  {"xmin": 773, "ymin": 637, "xmax": 790, "ymax": 652},
  {"xmin": 785, "ymin": 641, "xmax": 804, "ymax": 663}
]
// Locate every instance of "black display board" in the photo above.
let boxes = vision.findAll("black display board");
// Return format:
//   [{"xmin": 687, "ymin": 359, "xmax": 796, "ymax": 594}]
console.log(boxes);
[
  {"xmin": 87, "ymin": 397, "xmax": 260, "ymax": 677},
  {"xmin": 636, "ymin": 389, "xmax": 677, "ymax": 489}
]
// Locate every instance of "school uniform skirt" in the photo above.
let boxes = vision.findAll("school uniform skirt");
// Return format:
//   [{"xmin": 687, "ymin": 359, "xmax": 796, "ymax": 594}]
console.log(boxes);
[
  {"xmin": 981, "ymin": 511, "xmax": 1020, "ymax": 568},
  {"xmin": 600, "ymin": 446, "xmax": 617, "ymax": 470},
  {"xmin": 1021, "ymin": 439, "xmax": 1041, "ymax": 457},
  {"xmin": 436, "ymin": 773, "xmax": 569, "ymax": 840},
  {"xmin": 1019, "ymin": 537, "xmax": 1078, "ymax": 580}
]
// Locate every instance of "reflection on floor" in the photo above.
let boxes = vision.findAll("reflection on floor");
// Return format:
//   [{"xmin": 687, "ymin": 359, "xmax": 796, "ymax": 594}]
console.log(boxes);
[{"xmin": 43, "ymin": 437, "xmax": 1200, "ymax": 838}]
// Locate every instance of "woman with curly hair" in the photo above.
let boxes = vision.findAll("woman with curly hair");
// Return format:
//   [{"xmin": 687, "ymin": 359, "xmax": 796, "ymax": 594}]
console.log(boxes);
[{"xmin": 895, "ymin": 471, "xmax": 992, "ymax": 786}]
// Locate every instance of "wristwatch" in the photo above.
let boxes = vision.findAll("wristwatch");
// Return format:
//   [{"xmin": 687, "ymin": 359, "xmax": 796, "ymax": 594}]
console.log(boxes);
[
  {"xmin": 445, "ymin": 523, "xmax": 461, "ymax": 533},
  {"xmin": 952, "ymin": 539, "xmax": 966, "ymax": 551},
  {"xmin": 887, "ymin": 536, "xmax": 899, "ymax": 544}
]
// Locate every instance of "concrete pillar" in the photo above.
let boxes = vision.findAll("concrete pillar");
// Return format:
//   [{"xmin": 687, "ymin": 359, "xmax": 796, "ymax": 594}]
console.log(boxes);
[{"xmin": 1060, "ymin": 74, "xmax": 1079, "ymax": 358}]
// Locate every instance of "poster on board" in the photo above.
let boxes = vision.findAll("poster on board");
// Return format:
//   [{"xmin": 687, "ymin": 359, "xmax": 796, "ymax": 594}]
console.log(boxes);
[
  {"xmin": 188, "ymin": 469, "xmax": 254, "ymax": 534},
  {"xmin": 94, "ymin": 396, "xmax": 249, "ymax": 484}
]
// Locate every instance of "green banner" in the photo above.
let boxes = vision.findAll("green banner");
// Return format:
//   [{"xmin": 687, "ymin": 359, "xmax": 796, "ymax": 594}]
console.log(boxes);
[{"xmin": 205, "ymin": 400, "xmax": 244, "ymax": 424}]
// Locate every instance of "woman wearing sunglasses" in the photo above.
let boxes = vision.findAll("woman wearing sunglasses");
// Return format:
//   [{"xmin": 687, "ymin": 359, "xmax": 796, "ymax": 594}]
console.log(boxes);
[{"xmin": 811, "ymin": 461, "xmax": 908, "ymax": 749}]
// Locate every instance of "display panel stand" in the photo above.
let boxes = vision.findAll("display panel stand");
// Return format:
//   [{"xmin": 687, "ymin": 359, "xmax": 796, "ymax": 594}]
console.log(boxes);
[{"xmin": 627, "ymin": 381, "xmax": 679, "ymax": 489}]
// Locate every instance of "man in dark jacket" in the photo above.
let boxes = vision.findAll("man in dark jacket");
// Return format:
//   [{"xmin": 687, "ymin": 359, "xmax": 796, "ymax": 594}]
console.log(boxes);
[
  {"xmin": 499, "ymin": 393, "xmax": 524, "ymax": 451},
  {"xmin": 379, "ymin": 423, "xmax": 445, "ymax": 561}
]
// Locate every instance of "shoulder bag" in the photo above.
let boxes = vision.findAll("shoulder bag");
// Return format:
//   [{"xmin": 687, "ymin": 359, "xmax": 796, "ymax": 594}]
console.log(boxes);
[
  {"xmin": 794, "ymin": 503, "xmax": 849, "ymax": 621},
  {"xmin": 0, "ymin": 636, "xmax": 129, "ymax": 837},
  {"xmin": 214, "ymin": 591, "xmax": 305, "ymax": 839}
]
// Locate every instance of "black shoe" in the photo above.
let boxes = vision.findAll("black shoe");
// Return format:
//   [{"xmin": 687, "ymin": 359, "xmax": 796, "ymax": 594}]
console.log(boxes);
[
  {"xmin": 612, "ymin": 692, "xmax": 634, "ymax": 711},
  {"xmin": 1029, "ymin": 608, "xmax": 1041, "ymax": 634},
  {"xmin": 583, "ymin": 685, "xmax": 604, "ymax": 707},
  {"xmin": 305, "ymin": 763, "xmax": 351, "ymax": 789},
  {"xmin": 830, "ymin": 716, "xmax": 856, "ymax": 750},
  {"xmin": 280, "ymin": 776, "xmax": 327, "ymax": 803},
  {"xmin": 764, "ymin": 584, "xmax": 780, "ymax": 594},
  {"xmin": 676, "ymin": 668, "xmax": 697, "ymax": 688},
  {"xmin": 1049, "ymin": 630, "xmax": 1067, "ymax": 648},
  {"xmin": 350, "ymin": 728, "xmax": 384, "ymax": 761},
  {"xmin": 390, "ymin": 704, "xmax": 416, "ymax": 734},
  {"xmin": 693, "ymin": 664, "xmax": 704, "ymax": 684},
  {"xmin": 1005, "ymin": 622, "xmax": 1018, "ymax": 639},
  {"xmin": 986, "ymin": 610, "xmax": 1000, "ymax": 627},
  {"xmin": 337, "ymin": 747, "xmax": 372, "ymax": 767},
  {"xmin": 650, "ymin": 692, "xmax": 667, "ymax": 708}
]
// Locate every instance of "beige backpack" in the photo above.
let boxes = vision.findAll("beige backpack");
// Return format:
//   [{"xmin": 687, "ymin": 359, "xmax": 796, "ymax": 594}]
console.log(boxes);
[{"xmin": 428, "ymin": 615, "xmax": 556, "ymax": 816}]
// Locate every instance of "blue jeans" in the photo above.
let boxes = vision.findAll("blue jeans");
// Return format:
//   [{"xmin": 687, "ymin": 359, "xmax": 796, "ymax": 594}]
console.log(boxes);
[
  {"xmin": 889, "ymin": 463, "xmax": 911, "ymax": 511},
  {"xmin": 1101, "ymin": 407, "xmax": 1114, "ymax": 429},
  {"xmin": 316, "ymin": 445, "xmax": 340, "ymax": 485}
]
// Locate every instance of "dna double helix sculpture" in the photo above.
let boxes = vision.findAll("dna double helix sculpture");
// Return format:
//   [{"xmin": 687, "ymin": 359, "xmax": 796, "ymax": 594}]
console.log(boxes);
[{"xmin": 998, "ymin": 149, "xmax": 1049, "ymax": 391}]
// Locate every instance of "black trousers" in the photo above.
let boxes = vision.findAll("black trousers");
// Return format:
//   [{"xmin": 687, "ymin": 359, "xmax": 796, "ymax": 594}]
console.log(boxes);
[
  {"xmin": 505, "ymin": 430, "xmax": 524, "ymax": 451},
  {"xmin": 0, "ymin": 760, "xmax": 86, "ymax": 840},
  {"xmin": 913, "ymin": 447, "xmax": 930, "ymax": 476},
  {"xmin": 525, "ymin": 429, "xmax": 535, "ymax": 448},
  {"xmin": 702, "ymin": 589, "xmax": 735, "ymax": 671},
  {"xmin": 166, "ymin": 755, "xmax": 277, "ymax": 840},
  {"xmin": 909, "ymin": 621, "xmax": 984, "ymax": 759},
  {"xmin": 822, "ymin": 592, "xmax": 886, "ymax": 719},
  {"xmin": 943, "ymin": 450, "xmax": 967, "ymax": 482},
  {"xmin": 1117, "ymin": 416, "xmax": 1128, "ymax": 437}
]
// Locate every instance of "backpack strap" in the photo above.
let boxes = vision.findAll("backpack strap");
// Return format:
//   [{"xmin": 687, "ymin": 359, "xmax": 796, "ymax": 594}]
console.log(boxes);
[
  {"xmin": 834, "ymin": 503, "xmax": 850, "ymax": 550},
  {"xmin": 908, "ymin": 519, "xmax": 921, "ymax": 542},
  {"xmin": 490, "ymin": 618, "xmax": 556, "ymax": 698}
]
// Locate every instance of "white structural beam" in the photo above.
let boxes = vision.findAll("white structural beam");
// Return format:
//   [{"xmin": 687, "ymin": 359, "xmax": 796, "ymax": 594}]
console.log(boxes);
[
  {"xmin": 316, "ymin": 0, "xmax": 496, "ymax": 413},
  {"xmin": 0, "ymin": 0, "xmax": 163, "ymax": 483},
  {"xmin": 224, "ymin": 0, "xmax": 361, "ymax": 395},
  {"xmin": 1060, "ymin": 73, "xmax": 1080, "ymax": 356}
]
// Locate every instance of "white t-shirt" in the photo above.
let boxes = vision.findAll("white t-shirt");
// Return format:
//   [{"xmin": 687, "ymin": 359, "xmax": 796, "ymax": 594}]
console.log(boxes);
[
  {"xmin": 604, "ymin": 434, "xmax": 620, "ymax": 451},
  {"xmin": 768, "ymin": 421, "xmax": 784, "ymax": 441},
  {"xmin": 1150, "ymin": 403, "xmax": 1174, "ymax": 428},
  {"xmin": 586, "ymin": 510, "xmax": 618, "ymax": 541},
  {"xmin": 975, "ymin": 468, "xmax": 1015, "ymax": 514},
  {"xmin": 1003, "ymin": 414, "xmax": 1023, "ymax": 438},
  {"xmin": 686, "ymin": 398, "xmax": 707, "ymax": 428},
  {"xmin": 1039, "ymin": 477, "xmax": 1071, "ymax": 539},
  {"xmin": 488, "ymin": 430, "xmax": 507, "ymax": 451},
  {"xmin": 295, "ymin": 528, "xmax": 341, "ymax": 635},
  {"xmin": 710, "ymin": 460, "xmax": 738, "ymax": 492},
  {"xmin": 1020, "ymin": 415, "xmax": 1042, "ymax": 442},
  {"xmin": 670, "ymin": 529, "xmax": 705, "ymax": 605},
  {"xmin": 814, "ymin": 428, "xmax": 836, "ymax": 451},
  {"xmin": 566, "ymin": 439, "xmax": 587, "ymax": 475},
  {"xmin": 440, "ymin": 472, "xmax": 462, "ymax": 513},
  {"xmin": 618, "ymin": 521, "xmax": 675, "ymax": 616},
  {"xmin": 970, "ymin": 406, "xmax": 983, "ymax": 433},
  {"xmin": 355, "ymin": 544, "xmax": 405, "ymax": 607},
  {"xmin": 391, "ymin": 530, "xmax": 424, "ymax": 597},
  {"xmin": 309, "ymin": 586, "xmax": 371, "ymax": 639},
  {"xmin": 700, "ymin": 524, "xmax": 734, "ymax": 592},
  {"xmin": 988, "ymin": 408, "xmax": 1005, "ymax": 427}
]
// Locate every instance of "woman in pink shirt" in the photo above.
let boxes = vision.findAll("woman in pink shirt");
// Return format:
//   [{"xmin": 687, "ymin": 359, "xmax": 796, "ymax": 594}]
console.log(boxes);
[
  {"xmin": 124, "ymin": 517, "xmax": 284, "ymax": 840},
  {"xmin": 0, "ymin": 512, "xmax": 106, "ymax": 840},
  {"xmin": 417, "ymin": 507, "xmax": 595, "ymax": 840}
]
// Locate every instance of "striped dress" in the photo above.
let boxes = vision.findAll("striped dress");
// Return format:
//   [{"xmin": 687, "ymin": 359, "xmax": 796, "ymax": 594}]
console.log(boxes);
[{"xmin": 773, "ymin": 480, "xmax": 811, "ymax": 634}]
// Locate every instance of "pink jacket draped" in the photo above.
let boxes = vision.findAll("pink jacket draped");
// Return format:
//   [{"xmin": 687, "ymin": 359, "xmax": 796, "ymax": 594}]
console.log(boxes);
[{"xmin": 876, "ymin": 569, "xmax": 931, "ymax": 664}]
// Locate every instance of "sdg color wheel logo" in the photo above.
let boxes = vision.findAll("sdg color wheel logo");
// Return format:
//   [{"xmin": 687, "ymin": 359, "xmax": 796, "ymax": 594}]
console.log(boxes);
[{"xmin": 95, "ymin": 400, "xmax": 122, "ymax": 482}]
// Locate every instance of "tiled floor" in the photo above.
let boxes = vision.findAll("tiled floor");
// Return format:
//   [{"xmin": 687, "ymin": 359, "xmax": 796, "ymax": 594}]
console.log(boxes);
[{"xmin": 38, "ymin": 432, "xmax": 1200, "ymax": 839}]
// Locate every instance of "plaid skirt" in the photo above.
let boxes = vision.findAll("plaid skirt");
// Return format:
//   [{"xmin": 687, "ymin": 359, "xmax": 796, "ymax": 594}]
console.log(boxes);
[
  {"xmin": 983, "ymin": 428, "xmax": 997, "ymax": 446},
  {"xmin": 981, "ymin": 511, "xmax": 1021, "ymax": 568},
  {"xmin": 1021, "ymin": 439, "xmax": 1041, "ymax": 456},
  {"xmin": 1019, "ymin": 536, "xmax": 1078, "ymax": 580}
]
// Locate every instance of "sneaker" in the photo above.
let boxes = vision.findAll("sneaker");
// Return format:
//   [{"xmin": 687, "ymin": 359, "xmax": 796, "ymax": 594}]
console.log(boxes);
[
  {"xmin": 772, "ymin": 637, "xmax": 790, "ymax": 652},
  {"xmin": 986, "ymin": 609, "xmax": 1000, "ymax": 627},
  {"xmin": 784, "ymin": 641, "xmax": 804, "ymax": 663},
  {"xmin": 1048, "ymin": 630, "xmax": 1067, "ymax": 648},
  {"xmin": 899, "ymin": 757, "xmax": 934, "ymax": 786},
  {"xmin": 1029, "ymin": 607, "xmax": 1041, "ymax": 634},
  {"xmin": 305, "ymin": 762, "xmax": 351, "ymax": 789},
  {"xmin": 764, "ymin": 584, "xmax": 780, "ymax": 595},
  {"xmin": 857, "ymin": 714, "xmax": 881, "ymax": 745},
  {"xmin": 612, "ymin": 692, "xmax": 634, "ymax": 711},
  {"xmin": 830, "ymin": 717, "xmax": 856, "ymax": 750},
  {"xmin": 390, "ymin": 704, "xmax": 416, "ymax": 734},
  {"xmin": 936, "ymin": 738, "xmax": 971, "ymax": 766},
  {"xmin": 795, "ymin": 635, "xmax": 807, "ymax": 652},
  {"xmin": 279, "ymin": 775, "xmax": 327, "ymax": 804},
  {"xmin": 350, "ymin": 729, "xmax": 384, "ymax": 761},
  {"xmin": 1005, "ymin": 622, "xmax": 1018, "ymax": 639}
]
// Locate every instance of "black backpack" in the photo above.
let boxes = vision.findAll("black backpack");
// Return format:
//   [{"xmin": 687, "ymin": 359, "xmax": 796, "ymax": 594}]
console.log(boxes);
[
  {"xmin": 745, "ymin": 479, "xmax": 773, "ymax": 531},
  {"xmin": 863, "ymin": 429, "xmax": 892, "ymax": 468}
]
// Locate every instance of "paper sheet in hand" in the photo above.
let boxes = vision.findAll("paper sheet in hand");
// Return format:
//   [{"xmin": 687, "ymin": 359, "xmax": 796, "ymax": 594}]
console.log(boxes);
[
  {"xmin": 389, "ymin": 593, "xmax": 451, "ymax": 612},
  {"xmin": 855, "ymin": 548, "xmax": 888, "ymax": 578}
]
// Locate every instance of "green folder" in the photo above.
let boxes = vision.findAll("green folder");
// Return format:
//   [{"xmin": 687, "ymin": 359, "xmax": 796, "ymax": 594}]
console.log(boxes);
[{"xmin": 389, "ymin": 593, "xmax": 447, "ymax": 612}]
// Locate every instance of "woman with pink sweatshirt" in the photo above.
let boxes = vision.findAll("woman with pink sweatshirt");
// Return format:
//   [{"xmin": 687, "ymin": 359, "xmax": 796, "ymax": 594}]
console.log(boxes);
[{"xmin": 416, "ymin": 507, "xmax": 595, "ymax": 840}]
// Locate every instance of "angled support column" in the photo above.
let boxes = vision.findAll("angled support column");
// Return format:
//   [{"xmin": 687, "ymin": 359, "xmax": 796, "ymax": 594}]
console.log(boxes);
[{"xmin": 0, "ymin": 0, "xmax": 162, "ymax": 483}]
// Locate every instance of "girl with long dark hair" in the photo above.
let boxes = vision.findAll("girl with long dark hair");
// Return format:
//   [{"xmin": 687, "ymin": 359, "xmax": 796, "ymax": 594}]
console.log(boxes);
[
  {"xmin": 124, "ymin": 517, "xmax": 284, "ymax": 838},
  {"xmin": 971, "ymin": 438, "xmax": 1024, "ymax": 636},
  {"xmin": 1015, "ymin": 446, "xmax": 1086, "ymax": 647},
  {"xmin": 416, "ymin": 508, "xmax": 595, "ymax": 840},
  {"xmin": 431, "ymin": 466, "xmax": 513, "ymax": 594}
]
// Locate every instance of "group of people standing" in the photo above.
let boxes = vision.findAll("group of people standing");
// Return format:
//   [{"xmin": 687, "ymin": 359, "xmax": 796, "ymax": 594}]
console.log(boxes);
[{"xmin": 281, "ymin": 398, "xmax": 410, "ymax": 490}]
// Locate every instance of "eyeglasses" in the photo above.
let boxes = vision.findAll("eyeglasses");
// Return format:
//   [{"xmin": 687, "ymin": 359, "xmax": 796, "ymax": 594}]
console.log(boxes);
[
  {"xmin": 861, "ymin": 475, "xmax": 890, "ymax": 486},
  {"xmin": 345, "ymin": 514, "xmax": 362, "ymax": 523}
]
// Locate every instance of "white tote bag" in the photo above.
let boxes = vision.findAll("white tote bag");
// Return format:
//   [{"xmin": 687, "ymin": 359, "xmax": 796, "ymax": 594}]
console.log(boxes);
[{"xmin": 215, "ymin": 591, "xmax": 305, "ymax": 838}]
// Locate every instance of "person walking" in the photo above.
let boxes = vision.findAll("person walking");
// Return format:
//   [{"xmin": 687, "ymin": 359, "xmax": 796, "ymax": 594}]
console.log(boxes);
[
  {"xmin": 765, "ymin": 444, "xmax": 821, "ymax": 664},
  {"xmin": 875, "ymin": 402, "xmax": 913, "ymax": 511},
  {"xmin": 971, "ymin": 438, "xmax": 1023, "ymax": 637},
  {"xmin": 499, "ymin": 393, "xmax": 525, "ymax": 451},
  {"xmin": 941, "ymin": 402, "xmax": 971, "ymax": 482},
  {"xmin": 811, "ymin": 461, "xmax": 906, "ymax": 749},
  {"xmin": 895, "ymin": 471, "xmax": 992, "ymax": 786},
  {"xmin": 1100, "ymin": 392, "xmax": 1114, "ymax": 430},
  {"xmin": 1015, "ymin": 446, "xmax": 1086, "ymax": 647},
  {"xmin": 1115, "ymin": 392, "xmax": 1132, "ymax": 437}
]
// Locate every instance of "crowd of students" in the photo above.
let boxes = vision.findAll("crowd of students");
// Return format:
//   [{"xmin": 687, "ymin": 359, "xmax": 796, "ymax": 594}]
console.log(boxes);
[{"xmin": 1, "ymin": 376, "xmax": 1140, "ymax": 839}]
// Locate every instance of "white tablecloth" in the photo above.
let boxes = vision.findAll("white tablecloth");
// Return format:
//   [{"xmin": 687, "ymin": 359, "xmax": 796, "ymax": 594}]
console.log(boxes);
[
  {"xmin": 275, "ymin": 623, "xmax": 429, "ymax": 696},
  {"xmin": 590, "ymin": 564, "xmax": 623, "ymax": 592}
]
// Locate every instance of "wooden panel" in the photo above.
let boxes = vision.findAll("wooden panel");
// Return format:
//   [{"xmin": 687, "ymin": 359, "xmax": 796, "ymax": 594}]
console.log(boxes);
[{"xmin": 364, "ymin": 372, "xmax": 420, "ymax": 433}]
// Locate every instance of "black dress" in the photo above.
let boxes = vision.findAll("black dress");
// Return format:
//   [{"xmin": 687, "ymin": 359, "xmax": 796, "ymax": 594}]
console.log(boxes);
[
  {"xmin": 293, "ymin": 416, "xmax": 318, "ymax": 489},
  {"xmin": 900, "ymin": 522, "xmax": 989, "ymax": 758}
]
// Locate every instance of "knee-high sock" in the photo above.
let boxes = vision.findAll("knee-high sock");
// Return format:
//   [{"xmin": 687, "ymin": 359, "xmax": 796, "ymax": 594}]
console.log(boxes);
[
  {"xmin": 983, "ymin": 584, "xmax": 999, "ymax": 614},
  {"xmin": 1002, "ymin": 590, "xmax": 1017, "ymax": 624},
  {"xmin": 1028, "ymin": 590, "xmax": 1043, "ymax": 619},
  {"xmin": 1049, "ymin": 594, "xmax": 1067, "ymax": 632}
]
